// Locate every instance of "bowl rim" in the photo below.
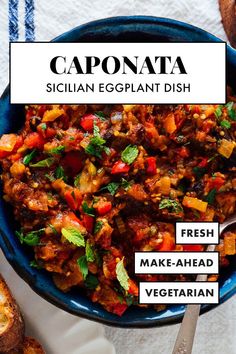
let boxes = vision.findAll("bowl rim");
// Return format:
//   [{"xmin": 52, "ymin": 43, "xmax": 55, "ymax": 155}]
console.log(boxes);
[{"xmin": 0, "ymin": 15, "xmax": 236, "ymax": 328}]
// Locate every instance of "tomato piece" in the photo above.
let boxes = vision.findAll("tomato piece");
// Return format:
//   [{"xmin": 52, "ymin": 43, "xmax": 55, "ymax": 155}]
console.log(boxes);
[
  {"xmin": 82, "ymin": 214, "xmax": 94, "ymax": 233},
  {"xmin": 146, "ymin": 156, "xmax": 157, "ymax": 175},
  {"xmin": 45, "ymin": 127, "xmax": 56, "ymax": 138},
  {"xmin": 96, "ymin": 201, "xmax": 112, "ymax": 216},
  {"xmin": 158, "ymin": 234, "xmax": 175, "ymax": 251},
  {"xmin": 208, "ymin": 176, "xmax": 225, "ymax": 191},
  {"xmin": 198, "ymin": 157, "xmax": 208, "ymax": 168},
  {"xmin": 80, "ymin": 114, "xmax": 98, "ymax": 132},
  {"xmin": 67, "ymin": 212, "xmax": 83, "ymax": 225},
  {"xmin": 179, "ymin": 147, "xmax": 190, "ymax": 158},
  {"xmin": 111, "ymin": 160, "xmax": 130, "ymax": 174},
  {"xmin": 183, "ymin": 245, "xmax": 203, "ymax": 251},
  {"xmin": 112, "ymin": 303, "xmax": 128, "ymax": 316},
  {"xmin": 37, "ymin": 105, "xmax": 47, "ymax": 117},
  {"xmin": 128, "ymin": 279, "xmax": 139, "ymax": 296},
  {"xmin": 24, "ymin": 132, "xmax": 45, "ymax": 149},
  {"xmin": 64, "ymin": 189, "xmax": 82, "ymax": 210},
  {"xmin": 63, "ymin": 151, "xmax": 83, "ymax": 175}
]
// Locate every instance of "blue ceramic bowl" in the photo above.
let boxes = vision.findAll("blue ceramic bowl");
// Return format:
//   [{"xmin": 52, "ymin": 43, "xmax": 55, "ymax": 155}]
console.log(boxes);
[{"xmin": 0, "ymin": 16, "xmax": 236, "ymax": 328}]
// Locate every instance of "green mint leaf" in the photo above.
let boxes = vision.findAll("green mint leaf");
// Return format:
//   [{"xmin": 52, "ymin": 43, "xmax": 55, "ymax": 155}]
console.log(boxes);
[
  {"xmin": 94, "ymin": 111, "xmax": 106, "ymax": 120},
  {"xmin": 77, "ymin": 255, "xmax": 88, "ymax": 279},
  {"xmin": 106, "ymin": 182, "xmax": 119, "ymax": 196},
  {"xmin": 45, "ymin": 173, "xmax": 55, "ymax": 182},
  {"xmin": 61, "ymin": 227, "xmax": 85, "ymax": 247},
  {"xmin": 16, "ymin": 228, "xmax": 44, "ymax": 246},
  {"xmin": 159, "ymin": 198, "xmax": 183, "ymax": 213},
  {"xmin": 30, "ymin": 157, "xmax": 55, "ymax": 168},
  {"xmin": 23, "ymin": 149, "xmax": 37, "ymax": 165},
  {"xmin": 55, "ymin": 166, "xmax": 67, "ymax": 181},
  {"xmin": 204, "ymin": 188, "xmax": 217, "ymax": 205},
  {"xmin": 121, "ymin": 145, "xmax": 138, "ymax": 165},
  {"xmin": 49, "ymin": 145, "xmax": 65, "ymax": 154},
  {"xmin": 30, "ymin": 260, "xmax": 43, "ymax": 269},
  {"xmin": 41, "ymin": 123, "xmax": 47, "ymax": 131},
  {"xmin": 94, "ymin": 221, "xmax": 103, "ymax": 234},
  {"xmin": 74, "ymin": 174, "xmax": 80, "ymax": 188},
  {"xmin": 193, "ymin": 166, "xmax": 207, "ymax": 178},
  {"xmin": 84, "ymin": 274, "xmax": 99, "ymax": 289},
  {"xmin": 48, "ymin": 223, "xmax": 58, "ymax": 235},
  {"xmin": 116, "ymin": 257, "xmax": 129, "ymax": 291},
  {"xmin": 214, "ymin": 106, "xmax": 223, "ymax": 119},
  {"xmin": 120, "ymin": 178, "xmax": 132, "ymax": 191},
  {"xmin": 85, "ymin": 241, "xmax": 95, "ymax": 262},
  {"xmin": 82, "ymin": 202, "xmax": 95, "ymax": 217},
  {"xmin": 220, "ymin": 120, "xmax": 231, "ymax": 129}
]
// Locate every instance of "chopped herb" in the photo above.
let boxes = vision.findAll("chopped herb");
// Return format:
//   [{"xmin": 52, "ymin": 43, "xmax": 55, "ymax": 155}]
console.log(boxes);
[
  {"xmin": 159, "ymin": 198, "xmax": 183, "ymax": 213},
  {"xmin": 69, "ymin": 137, "xmax": 75, "ymax": 141},
  {"xmin": 55, "ymin": 166, "xmax": 66, "ymax": 181},
  {"xmin": 226, "ymin": 102, "xmax": 236, "ymax": 121},
  {"xmin": 77, "ymin": 255, "xmax": 88, "ymax": 279},
  {"xmin": 121, "ymin": 145, "xmax": 138, "ymax": 165},
  {"xmin": 30, "ymin": 157, "xmax": 55, "ymax": 168},
  {"xmin": 94, "ymin": 221, "xmax": 103, "ymax": 234},
  {"xmin": 126, "ymin": 294, "xmax": 134, "ymax": 306},
  {"xmin": 30, "ymin": 260, "xmax": 43, "ymax": 269},
  {"xmin": 106, "ymin": 182, "xmax": 119, "ymax": 196},
  {"xmin": 176, "ymin": 135, "xmax": 185, "ymax": 143},
  {"xmin": 82, "ymin": 201, "xmax": 95, "ymax": 217},
  {"xmin": 207, "ymin": 154, "xmax": 218, "ymax": 163},
  {"xmin": 45, "ymin": 173, "xmax": 55, "ymax": 182},
  {"xmin": 49, "ymin": 145, "xmax": 65, "ymax": 154},
  {"xmin": 41, "ymin": 123, "xmax": 47, "ymax": 131},
  {"xmin": 16, "ymin": 228, "xmax": 44, "ymax": 246},
  {"xmin": 193, "ymin": 166, "xmax": 207, "ymax": 178},
  {"xmin": 85, "ymin": 136, "xmax": 110, "ymax": 158},
  {"xmin": 74, "ymin": 174, "xmax": 80, "ymax": 188},
  {"xmin": 85, "ymin": 242, "xmax": 95, "ymax": 262},
  {"xmin": 116, "ymin": 257, "xmax": 129, "ymax": 291},
  {"xmin": 121, "ymin": 178, "xmax": 132, "ymax": 191},
  {"xmin": 84, "ymin": 274, "xmax": 99, "ymax": 289},
  {"xmin": 48, "ymin": 223, "xmax": 58, "ymax": 235},
  {"xmin": 23, "ymin": 149, "xmax": 37, "ymax": 165},
  {"xmin": 204, "ymin": 188, "xmax": 217, "ymax": 205},
  {"xmin": 193, "ymin": 210, "xmax": 201, "ymax": 219},
  {"xmin": 61, "ymin": 227, "xmax": 85, "ymax": 247},
  {"xmin": 220, "ymin": 120, "xmax": 231, "ymax": 129},
  {"xmin": 214, "ymin": 106, "xmax": 223, "ymax": 119},
  {"xmin": 93, "ymin": 121, "xmax": 100, "ymax": 137},
  {"xmin": 95, "ymin": 111, "xmax": 106, "ymax": 120}
]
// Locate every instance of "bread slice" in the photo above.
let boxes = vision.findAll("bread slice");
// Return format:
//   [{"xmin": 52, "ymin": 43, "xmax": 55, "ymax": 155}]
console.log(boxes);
[
  {"xmin": 219, "ymin": 0, "xmax": 236, "ymax": 47},
  {"xmin": 22, "ymin": 337, "xmax": 45, "ymax": 354},
  {"xmin": 0, "ymin": 275, "xmax": 25, "ymax": 352}
]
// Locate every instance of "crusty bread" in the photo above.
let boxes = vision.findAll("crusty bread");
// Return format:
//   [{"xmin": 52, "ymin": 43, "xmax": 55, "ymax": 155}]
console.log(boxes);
[
  {"xmin": 219, "ymin": 0, "xmax": 236, "ymax": 47},
  {"xmin": 0, "ymin": 275, "xmax": 24, "ymax": 353},
  {"xmin": 22, "ymin": 337, "xmax": 45, "ymax": 354}
]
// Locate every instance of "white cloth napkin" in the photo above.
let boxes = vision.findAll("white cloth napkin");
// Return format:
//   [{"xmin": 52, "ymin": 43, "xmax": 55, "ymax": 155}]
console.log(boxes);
[{"xmin": 0, "ymin": 1, "xmax": 235, "ymax": 354}]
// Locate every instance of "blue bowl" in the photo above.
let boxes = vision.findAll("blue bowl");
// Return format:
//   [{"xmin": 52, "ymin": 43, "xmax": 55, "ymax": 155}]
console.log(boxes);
[{"xmin": 0, "ymin": 16, "xmax": 235, "ymax": 328}]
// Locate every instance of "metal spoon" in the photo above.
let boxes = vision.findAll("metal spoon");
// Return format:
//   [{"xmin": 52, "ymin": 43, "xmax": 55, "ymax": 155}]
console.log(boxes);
[{"xmin": 172, "ymin": 216, "xmax": 236, "ymax": 354}]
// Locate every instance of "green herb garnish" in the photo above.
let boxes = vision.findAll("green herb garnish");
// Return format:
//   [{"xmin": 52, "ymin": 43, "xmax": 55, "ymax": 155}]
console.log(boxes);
[
  {"xmin": 48, "ymin": 223, "xmax": 58, "ymax": 235},
  {"xmin": 94, "ymin": 221, "xmax": 103, "ymax": 234},
  {"xmin": 82, "ymin": 202, "xmax": 95, "ymax": 217},
  {"xmin": 61, "ymin": 227, "xmax": 85, "ymax": 247},
  {"xmin": 23, "ymin": 149, "xmax": 37, "ymax": 165},
  {"xmin": 85, "ymin": 241, "xmax": 95, "ymax": 262},
  {"xmin": 41, "ymin": 123, "xmax": 47, "ymax": 131},
  {"xmin": 16, "ymin": 228, "xmax": 44, "ymax": 246},
  {"xmin": 84, "ymin": 274, "xmax": 99, "ymax": 289},
  {"xmin": 116, "ymin": 257, "xmax": 129, "ymax": 291},
  {"xmin": 159, "ymin": 198, "xmax": 183, "ymax": 213},
  {"xmin": 30, "ymin": 260, "xmax": 43, "ymax": 269},
  {"xmin": 45, "ymin": 173, "xmax": 55, "ymax": 182},
  {"xmin": 95, "ymin": 111, "xmax": 106, "ymax": 120},
  {"xmin": 106, "ymin": 182, "xmax": 119, "ymax": 196},
  {"xmin": 55, "ymin": 166, "xmax": 66, "ymax": 181},
  {"xmin": 77, "ymin": 255, "xmax": 88, "ymax": 279},
  {"xmin": 74, "ymin": 174, "xmax": 80, "ymax": 188},
  {"xmin": 49, "ymin": 145, "xmax": 65, "ymax": 154},
  {"xmin": 30, "ymin": 158, "xmax": 55, "ymax": 168},
  {"xmin": 226, "ymin": 102, "xmax": 236, "ymax": 120},
  {"xmin": 121, "ymin": 145, "xmax": 138, "ymax": 165},
  {"xmin": 220, "ymin": 120, "xmax": 231, "ymax": 129},
  {"xmin": 205, "ymin": 188, "xmax": 217, "ymax": 205},
  {"xmin": 193, "ymin": 166, "xmax": 207, "ymax": 178},
  {"xmin": 214, "ymin": 106, "xmax": 223, "ymax": 118}
]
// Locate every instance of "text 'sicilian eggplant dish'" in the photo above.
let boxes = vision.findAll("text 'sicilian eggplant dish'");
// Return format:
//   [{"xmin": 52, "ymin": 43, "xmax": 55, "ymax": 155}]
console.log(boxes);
[{"xmin": 0, "ymin": 93, "xmax": 236, "ymax": 315}]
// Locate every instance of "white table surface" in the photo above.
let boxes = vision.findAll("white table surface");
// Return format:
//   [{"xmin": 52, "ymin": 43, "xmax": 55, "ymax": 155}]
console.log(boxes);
[{"xmin": 0, "ymin": 0, "xmax": 235, "ymax": 353}]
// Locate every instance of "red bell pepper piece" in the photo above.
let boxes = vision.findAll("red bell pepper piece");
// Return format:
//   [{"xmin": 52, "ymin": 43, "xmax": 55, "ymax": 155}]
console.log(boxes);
[
  {"xmin": 179, "ymin": 147, "xmax": 190, "ymax": 158},
  {"xmin": 64, "ymin": 189, "xmax": 82, "ymax": 210},
  {"xmin": 146, "ymin": 156, "xmax": 157, "ymax": 175},
  {"xmin": 96, "ymin": 201, "xmax": 112, "ymax": 216},
  {"xmin": 128, "ymin": 279, "xmax": 139, "ymax": 296},
  {"xmin": 80, "ymin": 114, "xmax": 98, "ymax": 132},
  {"xmin": 183, "ymin": 245, "xmax": 203, "ymax": 251},
  {"xmin": 208, "ymin": 176, "xmax": 225, "ymax": 191},
  {"xmin": 82, "ymin": 214, "xmax": 94, "ymax": 233},
  {"xmin": 24, "ymin": 132, "xmax": 45, "ymax": 149},
  {"xmin": 111, "ymin": 160, "xmax": 130, "ymax": 174},
  {"xmin": 198, "ymin": 157, "xmax": 208, "ymax": 168},
  {"xmin": 112, "ymin": 303, "xmax": 128, "ymax": 316}
]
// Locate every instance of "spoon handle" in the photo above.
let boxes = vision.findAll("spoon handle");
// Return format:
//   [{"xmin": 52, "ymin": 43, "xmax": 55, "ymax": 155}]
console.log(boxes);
[{"xmin": 172, "ymin": 304, "xmax": 201, "ymax": 354}]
